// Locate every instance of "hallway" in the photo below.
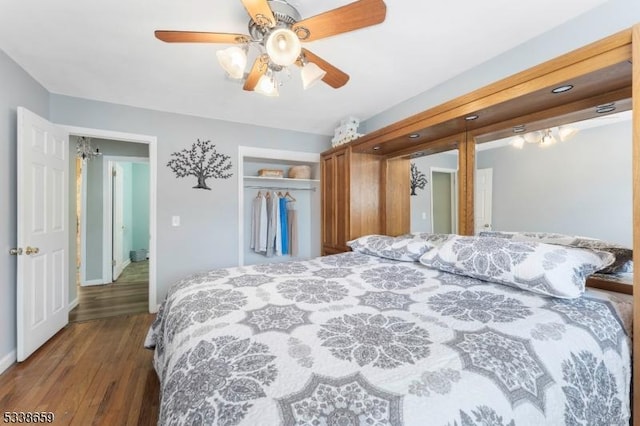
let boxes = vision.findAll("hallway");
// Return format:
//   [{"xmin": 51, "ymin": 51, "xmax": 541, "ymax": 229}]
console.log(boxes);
[{"xmin": 70, "ymin": 260, "xmax": 149, "ymax": 322}]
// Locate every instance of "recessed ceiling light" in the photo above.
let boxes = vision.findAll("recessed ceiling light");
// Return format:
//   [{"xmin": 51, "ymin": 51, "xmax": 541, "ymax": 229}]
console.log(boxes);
[
  {"xmin": 596, "ymin": 106, "xmax": 616, "ymax": 114},
  {"xmin": 551, "ymin": 84, "xmax": 574, "ymax": 94},
  {"xmin": 465, "ymin": 115, "xmax": 479, "ymax": 121},
  {"xmin": 408, "ymin": 133, "xmax": 420, "ymax": 139},
  {"xmin": 373, "ymin": 146, "xmax": 381, "ymax": 150},
  {"xmin": 512, "ymin": 125, "xmax": 526, "ymax": 133}
]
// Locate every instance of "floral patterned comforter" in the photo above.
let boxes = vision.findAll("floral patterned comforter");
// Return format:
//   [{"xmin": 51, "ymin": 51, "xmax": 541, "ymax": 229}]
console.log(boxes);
[{"xmin": 145, "ymin": 252, "xmax": 631, "ymax": 426}]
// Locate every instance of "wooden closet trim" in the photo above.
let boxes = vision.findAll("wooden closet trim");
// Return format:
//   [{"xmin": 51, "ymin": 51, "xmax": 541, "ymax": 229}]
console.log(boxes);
[{"xmin": 631, "ymin": 22, "xmax": 640, "ymax": 424}]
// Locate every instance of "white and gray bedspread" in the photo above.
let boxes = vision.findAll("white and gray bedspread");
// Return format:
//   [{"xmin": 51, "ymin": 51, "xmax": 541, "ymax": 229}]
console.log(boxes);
[{"xmin": 145, "ymin": 252, "xmax": 631, "ymax": 425}]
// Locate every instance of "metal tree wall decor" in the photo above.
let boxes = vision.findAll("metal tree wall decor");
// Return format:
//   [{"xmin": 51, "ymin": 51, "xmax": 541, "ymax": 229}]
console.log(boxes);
[
  {"xmin": 167, "ymin": 139, "xmax": 233, "ymax": 190},
  {"xmin": 410, "ymin": 162, "xmax": 428, "ymax": 196}
]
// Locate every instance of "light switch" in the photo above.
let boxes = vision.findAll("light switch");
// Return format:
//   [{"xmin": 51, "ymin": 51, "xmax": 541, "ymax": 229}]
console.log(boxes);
[{"xmin": 172, "ymin": 216, "xmax": 180, "ymax": 227}]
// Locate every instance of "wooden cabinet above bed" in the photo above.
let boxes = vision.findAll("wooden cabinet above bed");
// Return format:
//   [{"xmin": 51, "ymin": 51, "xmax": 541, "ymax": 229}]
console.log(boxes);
[
  {"xmin": 321, "ymin": 146, "xmax": 381, "ymax": 254},
  {"xmin": 321, "ymin": 146, "xmax": 411, "ymax": 254}
]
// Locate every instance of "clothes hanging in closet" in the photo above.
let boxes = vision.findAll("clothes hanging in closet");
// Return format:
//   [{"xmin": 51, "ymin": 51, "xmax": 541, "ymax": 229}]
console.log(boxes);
[
  {"xmin": 250, "ymin": 190, "xmax": 298, "ymax": 257},
  {"xmin": 279, "ymin": 196, "xmax": 289, "ymax": 255},
  {"xmin": 287, "ymin": 199, "xmax": 298, "ymax": 257},
  {"xmin": 250, "ymin": 192, "xmax": 262, "ymax": 251}
]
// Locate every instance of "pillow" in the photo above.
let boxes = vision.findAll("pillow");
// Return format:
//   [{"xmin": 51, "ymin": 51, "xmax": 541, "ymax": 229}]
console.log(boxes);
[
  {"xmin": 405, "ymin": 232, "xmax": 455, "ymax": 246},
  {"xmin": 478, "ymin": 231, "xmax": 632, "ymax": 274},
  {"xmin": 419, "ymin": 235, "xmax": 615, "ymax": 299},
  {"xmin": 347, "ymin": 234, "xmax": 441, "ymax": 262}
]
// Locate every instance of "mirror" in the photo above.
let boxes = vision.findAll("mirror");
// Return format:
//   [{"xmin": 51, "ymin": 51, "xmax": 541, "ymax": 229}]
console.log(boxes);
[
  {"xmin": 409, "ymin": 149, "xmax": 459, "ymax": 233},
  {"xmin": 473, "ymin": 109, "xmax": 632, "ymax": 248}
]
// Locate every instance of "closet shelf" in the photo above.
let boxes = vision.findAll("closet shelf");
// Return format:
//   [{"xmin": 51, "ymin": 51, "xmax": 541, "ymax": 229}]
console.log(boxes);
[{"xmin": 243, "ymin": 176, "xmax": 320, "ymax": 184}]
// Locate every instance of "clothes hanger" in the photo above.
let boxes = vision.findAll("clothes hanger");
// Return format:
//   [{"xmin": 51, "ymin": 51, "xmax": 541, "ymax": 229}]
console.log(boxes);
[
  {"xmin": 277, "ymin": 191, "xmax": 284, "ymax": 197},
  {"xmin": 256, "ymin": 190, "xmax": 262, "ymax": 198},
  {"xmin": 285, "ymin": 191, "xmax": 296, "ymax": 201}
]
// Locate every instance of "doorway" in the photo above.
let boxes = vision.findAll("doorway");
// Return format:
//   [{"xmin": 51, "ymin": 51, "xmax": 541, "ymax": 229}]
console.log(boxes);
[
  {"xmin": 73, "ymin": 148, "xmax": 151, "ymax": 322},
  {"xmin": 475, "ymin": 168, "xmax": 493, "ymax": 234},
  {"xmin": 430, "ymin": 168, "xmax": 458, "ymax": 234},
  {"xmin": 65, "ymin": 127, "xmax": 157, "ymax": 322}
]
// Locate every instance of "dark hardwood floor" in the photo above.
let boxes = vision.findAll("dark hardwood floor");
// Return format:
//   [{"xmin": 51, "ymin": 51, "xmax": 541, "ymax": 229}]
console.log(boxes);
[
  {"xmin": 70, "ymin": 261, "xmax": 149, "ymax": 323},
  {"xmin": 0, "ymin": 314, "xmax": 160, "ymax": 425}
]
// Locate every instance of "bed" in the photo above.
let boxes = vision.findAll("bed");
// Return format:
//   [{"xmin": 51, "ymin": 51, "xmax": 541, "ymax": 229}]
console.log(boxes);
[{"xmin": 145, "ymin": 233, "xmax": 632, "ymax": 426}]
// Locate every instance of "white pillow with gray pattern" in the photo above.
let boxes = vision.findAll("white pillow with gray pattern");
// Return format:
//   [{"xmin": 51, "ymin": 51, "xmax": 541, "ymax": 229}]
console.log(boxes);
[
  {"xmin": 419, "ymin": 235, "xmax": 615, "ymax": 299},
  {"xmin": 347, "ymin": 234, "xmax": 448, "ymax": 262},
  {"xmin": 479, "ymin": 231, "xmax": 632, "ymax": 274}
]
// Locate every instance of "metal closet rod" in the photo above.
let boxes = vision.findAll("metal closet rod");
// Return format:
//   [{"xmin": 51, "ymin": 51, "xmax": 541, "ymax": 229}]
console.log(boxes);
[{"xmin": 244, "ymin": 185, "xmax": 317, "ymax": 192}]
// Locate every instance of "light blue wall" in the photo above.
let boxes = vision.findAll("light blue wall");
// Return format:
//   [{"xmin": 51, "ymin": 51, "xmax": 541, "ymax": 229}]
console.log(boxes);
[
  {"xmin": 132, "ymin": 163, "xmax": 150, "ymax": 252},
  {"xmin": 362, "ymin": 0, "xmax": 640, "ymax": 133},
  {"xmin": 477, "ymin": 120, "xmax": 632, "ymax": 247},
  {"xmin": 49, "ymin": 94, "xmax": 330, "ymax": 306},
  {"xmin": 0, "ymin": 50, "xmax": 50, "ymax": 363}
]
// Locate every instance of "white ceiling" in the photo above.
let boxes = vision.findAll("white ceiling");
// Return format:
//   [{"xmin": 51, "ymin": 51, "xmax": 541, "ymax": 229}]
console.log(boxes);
[{"xmin": 0, "ymin": 0, "xmax": 607, "ymax": 136}]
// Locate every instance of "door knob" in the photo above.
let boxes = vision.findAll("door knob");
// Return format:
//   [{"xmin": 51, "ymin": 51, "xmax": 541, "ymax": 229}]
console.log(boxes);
[
  {"xmin": 25, "ymin": 246, "xmax": 40, "ymax": 255},
  {"xmin": 9, "ymin": 248, "xmax": 23, "ymax": 255},
  {"xmin": 484, "ymin": 224, "xmax": 490, "ymax": 228}
]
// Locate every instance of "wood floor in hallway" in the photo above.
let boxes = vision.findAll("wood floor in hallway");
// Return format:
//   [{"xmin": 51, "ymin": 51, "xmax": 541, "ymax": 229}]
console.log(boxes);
[
  {"xmin": 0, "ymin": 314, "xmax": 160, "ymax": 425},
  {"xmin": 70, "ymin": 260, "xmax": 149, "ymax": 323}
]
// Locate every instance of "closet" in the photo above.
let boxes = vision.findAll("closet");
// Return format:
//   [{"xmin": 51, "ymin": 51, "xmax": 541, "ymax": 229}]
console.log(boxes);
[{"xmin": 238, "ymin": 147, "xmax": 320, "ymax": 266}]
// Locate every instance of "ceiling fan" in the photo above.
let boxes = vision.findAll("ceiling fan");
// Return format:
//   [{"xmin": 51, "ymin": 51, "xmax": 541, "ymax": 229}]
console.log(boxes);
[{"xmin": 155, "ymin": 0, "xmax": 387, "ymax": 96}]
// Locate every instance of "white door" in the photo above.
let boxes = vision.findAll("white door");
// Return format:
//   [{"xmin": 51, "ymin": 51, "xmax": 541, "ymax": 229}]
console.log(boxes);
[
  {"xmin": 16, "ymin": 107, "xmax": 69, "ymax": 362},
  {"xmin": 112, "ymin": 163, "xmax": 125, "ymax": 281},
  {"xmin": 475, "ymin": 168, "xmax": 493, "ymax": 234}
]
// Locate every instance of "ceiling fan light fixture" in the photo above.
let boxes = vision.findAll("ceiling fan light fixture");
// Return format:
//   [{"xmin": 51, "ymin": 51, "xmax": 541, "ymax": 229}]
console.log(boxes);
[
  {"xmin": 523, "ymin": 130, "xmax": 542, "ymax": 144},
  {"xmin": 558, "ymin": 126, "xmax": 578, "ymax": 142},
  {"xmin": 540, "ymin": 129, "xmax": 556, "ymax": 146},
  {"xmin": 255, "ymin": 73, "xmax": 279, "ymax": 97},
  {"xmin": 265, "ymin": 28, "xmax": 302, "ymax": 66},
  {"xmin": 216, "ymin": 46, "xmax": 247, "ymax": 79},
  {"xmin": 301, "ymin": 61, "xmax": 326, "ymax": 90},
  {"xmin": 511, "ymin": 135, "xmax": 525, "ymax": 149}
]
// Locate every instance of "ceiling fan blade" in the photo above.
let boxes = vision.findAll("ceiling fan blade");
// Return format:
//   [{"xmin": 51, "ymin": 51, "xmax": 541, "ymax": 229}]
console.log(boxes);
[
  {"xmin": 292, "ymin": 0, "xmax": 386, "ymax": 42},
  {"xmin": 241, "ymin": 0, "xmax": 277, "ymax": 28},
  {"xmin": 243, "ymin": 55, "xmax": 269, "ymax": 91},
  {"xmin": 297, "ymin": 49, "xmax": 350, "ymax": 89},
  {"xmin": 154, "ymin": 31, "xmax": 249, "ymax": 44}
]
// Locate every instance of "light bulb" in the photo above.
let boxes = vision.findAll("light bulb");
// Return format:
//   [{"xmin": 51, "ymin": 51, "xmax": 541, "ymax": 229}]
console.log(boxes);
[
  {"xmin": 216, "ymin": 46, "xmax": 247, "ymax": 79},
  {"xmin": 301, "ymin": 62, "xmax": 326, "ymax": 90},
  {"xmin": 277, "ymin": 36, "xmax": 287, "ymax": 50},
  {"xmin": 511, "ymin": 135, "xmax": 525, "ymax": 149},
  {"xmin": 265, "ymin": 28, "xmax": 301, "ymax": 66},
  {"xmin": 255, "ymin": 74, "xmax": 279, "ymax": 97}
]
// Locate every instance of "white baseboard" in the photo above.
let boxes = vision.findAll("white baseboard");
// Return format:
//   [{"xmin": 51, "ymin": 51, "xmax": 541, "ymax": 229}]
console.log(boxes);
[
  {"xmin": 0, "ymin": 349, "xmax": 16, "ymax": 375},
  {"xmin": 81, "ymin": 279, "xmax": 108, "ymax": 286},
  {"xmin": 122, "ymin": 259, "xmax": 131, "ymax": 270},
  {"xmin": 68, "ymin": 297, "xmax": 79, "ymax": 312}
]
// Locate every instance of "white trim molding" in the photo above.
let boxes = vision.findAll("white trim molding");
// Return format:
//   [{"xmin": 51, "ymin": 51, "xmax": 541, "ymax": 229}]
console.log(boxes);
[
  {"xmin": 0, "ymin": 349, "xmax": 16, "ymax": 375},
  {"xmin": 68, "ymin": 297, "xmax": 79, "ymax": 312}
]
